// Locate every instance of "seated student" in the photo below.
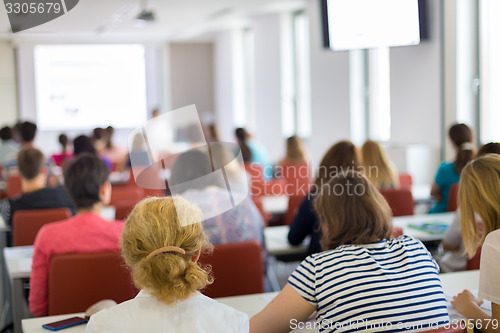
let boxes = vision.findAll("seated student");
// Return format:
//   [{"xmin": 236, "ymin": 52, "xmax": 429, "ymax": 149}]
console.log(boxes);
[
  {"xmin": 99, "ymin": 126, "xmax": 127, "ymax": 171},
  {"xmin": 73, "ymin": 135, "xmax": 112, "ymax": 170},
  {"xmin": 361, "ymin": 139, "xmax": 399, "ymax": 189},
  {"xmin": 235, "ymin": 128, "xmax": 273, "ymax": 180},
  {"xmin": 0, "ymin": 148, "xmax": 75, "ymax": 227},
  {"xmin": 0, "ymin": 126, "xmax": 19, "ymax": 167},
  {"xmin": 251, "ymin": 172, "xmax": 450, "ymax": 333},
  {"xmin": 430, "ymin": 123, "xmax": 474, "ymax": 213},
  {"xmin": 451, "ymin": 155, "xmax": 500, "ymax": 332},
  {"xmin": 277, "ymin": 136, "xmax": 310, "ymax": 196},
  {"xmin": 86, "ymin": 197, "xmax": 249, "ymax": 333},
  {"xmin": 50, "ymin": 134, "xmax": 73, "ymax": 167},
  {"xmin": 288, "ymin": 140, "xmax": 359, "ymax": 255},
  {"xmin": 29, "ymin": 153, "xmax": 124, "ymax": 317},
  {"xmin": 169, "ymin": 149, "xmax": 264, "ymax": 248},
  {"xmin": 439, "ymin": 142, "xmax": 500, "ymax": 272},
  {"xmin": 4, "ymin": 121, "xmax": 37, "ymax": 171}
]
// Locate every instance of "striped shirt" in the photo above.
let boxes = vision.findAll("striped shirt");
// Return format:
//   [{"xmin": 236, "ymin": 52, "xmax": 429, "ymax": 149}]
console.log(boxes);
[{"xmin": 288, "ymin": 235, "xmax": 450, "ymax": 332}]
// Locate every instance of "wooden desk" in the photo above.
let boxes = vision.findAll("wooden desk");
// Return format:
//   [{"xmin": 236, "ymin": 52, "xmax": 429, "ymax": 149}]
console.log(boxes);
[{"xmin": 21, "ymin": 270, "xmax": 480, "ymax": 333}]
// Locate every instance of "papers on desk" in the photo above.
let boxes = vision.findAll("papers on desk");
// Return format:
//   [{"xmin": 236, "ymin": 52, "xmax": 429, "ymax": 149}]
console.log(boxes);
[
  {"xmin": 18, "ymin": 258, "xmax": 32, "ymax": 272},
  {"xmin": 6, "ymin": 246, "xmax": 33, "ymax": 260},
  {"xmin": 407, "ymin": 222, "xmax": 449, "ymax": 235}
]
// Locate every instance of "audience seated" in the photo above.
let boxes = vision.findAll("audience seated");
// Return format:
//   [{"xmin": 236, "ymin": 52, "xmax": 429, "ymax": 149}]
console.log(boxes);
[
  {"xmin": 99, "ymin": 126, "xmax": 127, "ymax": 171},
  {"xmin": 73, "ymin": 135, "xmax": 112, "ymax": 170},
  {"xmin": 451, "ymin": 155, "xmax": 500, "ymax": 332},
  {"xmin": 361, "ymin": 139, "xmax": 399, "ymax": 189},
  {"xmin": 288, "ymin": 140, "xmax": 359, "ymax": 255},
  {"xmin": 277, "ymin": 136, "xmax": 310, "ymax": 196},
  {"xmin": 169, "ymin": 149, "xmax": 265, "ymax": 249},
  {"xmin": 0, "ymin": 126, "xmax": 19, "ymax": 167},
  {"xmin": 29, "ymin": 153, "xmax": 124, "ymax": 317},
  {"xmin": 439, "ymin": 142, "xmax": 500, "ymax": 272},
  {"xmin": 86, "ymin": 196, "xmax": 249, "ymax": 333},
  {"xmin": 4, "ymin": 121, "xmax": 38, "ymax": 171},
  {"xmin": 235, "ymin": 128, "xmax": 273, "ymax": 180},
  {"xmin": 251, "ymin": 172, "xmax": 450, "ymax": 332},
  {"xmin": 430, "ymin": 123, "xmax": 474, "ymax": 213},
  {"xmin": 0, "ymin": 148, "xmax": 75, "ymax": 244},
  {"xmin": 50, "ymin": 134, "xmax": 73, "ymax": 167}
]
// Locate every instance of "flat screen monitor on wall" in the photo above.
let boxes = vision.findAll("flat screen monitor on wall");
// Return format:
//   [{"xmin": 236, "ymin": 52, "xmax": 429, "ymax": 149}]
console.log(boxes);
[{"xmin": 321, "ymin": 0, "xmax": 426, "ymax": 51}]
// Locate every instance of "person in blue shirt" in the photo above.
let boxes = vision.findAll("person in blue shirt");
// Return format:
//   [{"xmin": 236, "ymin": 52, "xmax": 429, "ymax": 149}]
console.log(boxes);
[
  {"xmin": 235, "ymin": 128, "xmax": 273, "ymax": 180},
  {"xmin": 430, "ymin": 123, "xmax": 474, "ymax": 213}
]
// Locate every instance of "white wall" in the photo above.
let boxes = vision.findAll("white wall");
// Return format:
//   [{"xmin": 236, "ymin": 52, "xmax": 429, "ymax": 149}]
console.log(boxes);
[
  {"xmin": 170, "ymin": 43, "xmax": 215, "ymax": 118},
  {"xmin": 0, "ymin": 42, "xmax": 18, "ymax": 126}
]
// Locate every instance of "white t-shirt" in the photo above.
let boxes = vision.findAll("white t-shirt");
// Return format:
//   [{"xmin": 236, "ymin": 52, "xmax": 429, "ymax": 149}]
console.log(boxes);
[
  {"xmin": 439, "ymin": 212, "xmax": 467, "ymax": 272},
  {"xmin": 86, "ymin": 290, "xmax": 249, "ymax": 333},
  {"xmin": 479, "ymin": 229, "xmax": 500, "ymax": 305}
]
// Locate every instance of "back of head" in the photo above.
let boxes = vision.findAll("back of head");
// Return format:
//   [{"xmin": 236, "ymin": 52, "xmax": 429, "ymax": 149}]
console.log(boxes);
[
  {"xmin": 315, "ymin": 172, "xmax": 393, "ymax": 250},
  {"xmin": 0, "ymin": 126, "xmax": 12, "ymax": 141},
  {"xmin": 58, "ymin": 134, "xmax": 68, "ymax": 147},
  {"xmin": 122, "ymin": 197, "xmax": 212, "ymax": 304},
  {"xmin": 17, "ymin": 148, "xmax": 45, "ymax": 180},
  {"xmin": 286, "ymin": 136, "xmax": 306, "ymax": 163},
  {"xmin": 73, "ymin": 135, "xmax": 97, "ymax": 155},
  {"xmin": 170, "ymin": 149, "xmax": 225, "ymax": 190},
  {"xmin": 477, "ymin": 142, "xmax": 500, "ymax": 157},
  {"xmin": 19, "ymin": 122, "xmax": 37, "ymax": 143},
  {"xmin": 458, "ymin": 154, "xmax": 500, "ymax": 258},
  {"xmin": 314, "ymin": 140, "xmax": 359, "ymax": 191},
  {"xmin": 105, "ymin": 126, "xmax": 114, "ymax": 149},
  {"xmin": 234, "ymin": 128, "xmax": 248, "ymax": 143},
  {"xmin": 64, "ymin": 152, "xmax": 110, "ymax": 210},
  {"xmin": 361, "ymin": 140, "xmax": 396, "ymax": 188},
  {"xmin": 449, "ymin": 123, "xmax": 474, "ymax": 174}
]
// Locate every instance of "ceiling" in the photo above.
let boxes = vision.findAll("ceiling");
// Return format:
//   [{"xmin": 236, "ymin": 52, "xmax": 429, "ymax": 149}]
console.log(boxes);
[{"xmin": 0, "ymin": 0, "xmax": 308, "ymax": 43}]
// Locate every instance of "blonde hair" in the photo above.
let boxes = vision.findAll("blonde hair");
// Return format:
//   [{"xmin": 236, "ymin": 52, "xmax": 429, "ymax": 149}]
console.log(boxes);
[
  {"xmin": 315, "ymin": 171, "xmax": 393, "ymax": 250},
  {"xmin": 459, "ymin": 154, "xmax": 500, "ymax": 258},
  {"xmin": 285, "ymin": 136, "xmax": 306, "ymax": 164},
  {"xmin": 361, "ymin": 140, "xmax": 399, "ymax": 189},
  {"xmin": 121, "ymin": 197, "xmax": 213, "ymax": 304}
]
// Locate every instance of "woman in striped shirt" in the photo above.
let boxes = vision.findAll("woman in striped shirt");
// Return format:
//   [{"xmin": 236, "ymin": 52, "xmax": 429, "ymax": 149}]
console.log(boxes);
[{"xmin": 251, "ymin": 171, "xmax": 450, "ymax": 333}]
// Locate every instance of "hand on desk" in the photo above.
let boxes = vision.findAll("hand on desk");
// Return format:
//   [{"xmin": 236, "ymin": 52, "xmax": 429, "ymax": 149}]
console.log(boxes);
[{"xmin": 451, "ymin": 289, "xmax": 484, "ymax": 318}]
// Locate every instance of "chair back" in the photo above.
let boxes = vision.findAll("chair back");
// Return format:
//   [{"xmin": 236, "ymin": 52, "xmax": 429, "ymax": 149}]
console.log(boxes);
[
  {"xmin": 380, "ymin": 189, "xmax": 414, "ymax": 216},
  {"xmin": 110, "ymin": 185, "xmax": 144, "ymax": 206},
  {"xmin": 13, "ymin": 208, "xmax": 72, "ymax": 246},
  {"xmin": 447, "ymin": 183, "xmax": 459, "ymax": 212},
  {"xmin": 48, "ymin": 251, "xmax": 137, "ymax": 315},
  {"xmin": 6, "ymin": 173, "xmax": 22, "ymax": 198},
  {"xmin": 200, "ymin": 240, "xmax": 264, "ymax": 298},
  {"xmin": 398, "ymin": 173, "xmax": 413, "ymax": 189},
  {"xmin": 466, "ymin": 246, "xmax": 482, "ymax": 270}
]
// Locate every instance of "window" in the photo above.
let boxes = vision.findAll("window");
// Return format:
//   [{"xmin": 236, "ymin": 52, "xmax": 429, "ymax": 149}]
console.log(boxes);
[
  {"xmin": 233, "ymin": 28, "xmax": 255, "ymax": 130},
  {"xmin": 479, "ymin": 0, "xmax": 500, "ymax": 142},
  {"xmin": 281, "ymin": 11, "xmax": 311, "ymax": 138}
]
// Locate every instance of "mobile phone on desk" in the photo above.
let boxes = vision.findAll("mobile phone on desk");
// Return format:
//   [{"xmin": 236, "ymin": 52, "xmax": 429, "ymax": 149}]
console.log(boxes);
[{"xmin": 42, "ymin": 316, "xmax": 88, "ymax": 331}]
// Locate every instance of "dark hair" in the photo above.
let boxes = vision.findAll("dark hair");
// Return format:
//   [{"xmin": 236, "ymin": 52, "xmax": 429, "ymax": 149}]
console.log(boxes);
[
  {"xmin": 170, "ymin": 149, "xmax": 225, "ymax": 191},
  {"xmin": 73, "ymin": 135, "xmax": 97, "ymax": 155},
  {"xmin": 17, "ymin": 148, "xmax": 45, "ymax": 180},
  {"xmin": 105, "ymin": 126, "xmax": 114, "ymax": 149},
  {"xmin": 449, "ymin": 123, "xmax": 473, "ymax": 174},
  {"xmin": 315, "ymin": 172, "xmax": 393, "ymax": 250},
  {"xmin": 314, "ymin": 140, "xmax": 359, "ymax": 192},
  {"xmin": 477, "ymin": 142, "xmax": 500, "ymax": 157},
  {"xmin": 0, "ymin": 127, "xmax": 12, "ymax": 141},
  {"xmin": 64, "ymin": 152, "xmax": 110, "ymax": 209},
  {"xmin": 58, "ymin": 134, "xmax": 68, "ymax": 147},
  {"xmin": 19, "ymin": 122, "xmax": 37, "ymax": 143},
  {"xmin": 92, "ymin": 127, "xmax": 105, "ymax": 141},
  {"xmin": 235, "ymin": 128, "xmax": 249, "ymax": 143}
]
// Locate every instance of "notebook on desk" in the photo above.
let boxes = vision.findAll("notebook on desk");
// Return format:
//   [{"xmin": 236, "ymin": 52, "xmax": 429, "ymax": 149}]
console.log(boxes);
[{"xmin": 407, "ymin": 221, "xmax": 449, "ymax": 235}]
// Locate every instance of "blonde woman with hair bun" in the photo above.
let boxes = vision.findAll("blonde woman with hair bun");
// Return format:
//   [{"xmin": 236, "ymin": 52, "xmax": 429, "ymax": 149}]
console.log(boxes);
[
  {"xmin": 361, "ymin": 139, "xmax": 399, "ymax": 190},
  {"xmin": 451, "ymin": 155, "xmax": 500, "ymax": 332},
  {"xmin": 86, "ymin": 197, "xmax": 249, "ymax": 333}
]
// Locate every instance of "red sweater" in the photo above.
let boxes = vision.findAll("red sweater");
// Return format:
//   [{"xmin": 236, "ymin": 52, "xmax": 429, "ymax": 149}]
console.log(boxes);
[{"xmin": 29, "ymin": 213, "xmax": 124, "ymax": 317}]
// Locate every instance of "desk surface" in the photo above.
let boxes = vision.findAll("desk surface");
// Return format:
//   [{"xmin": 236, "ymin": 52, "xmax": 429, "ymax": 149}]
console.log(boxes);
[
  {"xmin": 265, "ymin": 225, "xmax": 307, "ymax": 256},
  {"xmin": 22, "ymin": 270, "xmax": 479, "ymax": 333},
  {"xmin": 4, "ymin": 245, "xmax": 33, "ymax": 279},
  {"xmin": 393, "ymin": 212, "xmax": 454, "ymax": 242}
]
